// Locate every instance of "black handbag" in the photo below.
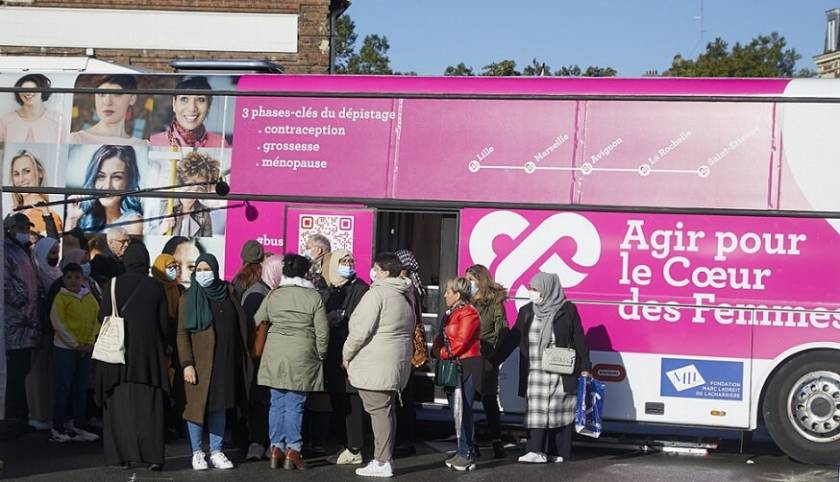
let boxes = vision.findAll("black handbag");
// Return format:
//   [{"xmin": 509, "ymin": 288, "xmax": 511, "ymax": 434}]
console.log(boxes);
[{"xmin": 434, "ymin": 319, "xmax": 461, "ymax": 388}]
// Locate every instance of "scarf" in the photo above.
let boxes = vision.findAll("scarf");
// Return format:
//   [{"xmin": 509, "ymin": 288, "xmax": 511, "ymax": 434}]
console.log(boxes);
[
  {"xmin": 530, "ymin": 272, "xmax": 568, "ymax": 354},
  {"xmin": 325, "ymin": 249, "xmax": 352, "ymax": 288},
  {"xmin": 184, "ymin": 253, "xmax": 228, "ymax": 332},
  {"xmin": 167, "ymin": 117, "xmax": 208, "ymax": 148},
  {"xmin": 123, "ymin": 242, "xmax": 150, "ymax": 275},
  {"xmin": 261, "ymin": 255, "xmax": 284, "ymax": 289},
  {"xmin": 152, "ymin": 254, "xmax": 181, "ymax": 319},
  {"xmin": 395, "ymin": 249, "xmax": 427, "ymax": 301},
  {"xmin": 32, "ymin": 237, "xmax": 62, "ymax": 291}
]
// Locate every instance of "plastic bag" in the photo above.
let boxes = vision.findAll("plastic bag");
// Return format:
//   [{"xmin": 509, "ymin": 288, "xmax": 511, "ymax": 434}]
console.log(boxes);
[{"xmin": 575, "ymin": 375, "xmax": 605, "ymax": 438}]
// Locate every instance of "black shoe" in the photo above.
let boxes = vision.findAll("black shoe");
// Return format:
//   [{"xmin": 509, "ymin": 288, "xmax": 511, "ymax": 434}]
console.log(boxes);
[
  {"xmin": 473, "ymin": 444, "xmax": 482, "ymax": 458},
  {"xmin": 492, "ymin": 441, "xmax": 506, "ymax": 459},
  {"xmin": 394, "ymin": 444, "xmax": 416, "ymax": 458}
]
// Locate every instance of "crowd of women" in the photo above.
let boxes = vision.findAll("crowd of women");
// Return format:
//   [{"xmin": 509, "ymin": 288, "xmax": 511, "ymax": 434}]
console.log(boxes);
[{"xmin": 3, "ymin": 218, "xmax": 592, "ymax": 477}]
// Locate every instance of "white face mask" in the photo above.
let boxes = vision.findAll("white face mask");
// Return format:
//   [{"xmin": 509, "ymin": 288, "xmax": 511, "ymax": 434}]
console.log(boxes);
[
  {"xmin": 195, "ymin": 271, "xmax": 215, "ymax": 287},
  {"xmin": 528, "ymin": 289, "xmax": 543, "ymax": 305},
  {"xmin": 469, "ymin": 280, "xmax": 479, "ymax": 296},
  {"xmin": 369, "ymin": 268, "xmax": 378, "ymax": 281},
  {"xmin": 165, "ymin": 266, "xmax": 178, "ymax": 281}
]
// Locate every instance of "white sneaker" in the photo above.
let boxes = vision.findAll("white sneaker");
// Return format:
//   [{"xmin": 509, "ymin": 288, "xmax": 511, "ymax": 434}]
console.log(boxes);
[
  {"xmin": 518, "ymin": 452, "xmax": 548, "ymax": 464},
  {"xmin": 246, "ymin": 443, "xmax": 265, "ymax": 461},
  {"xmin": 328, "ymin": 448, "xmax": 364, "ymax": 465},
  {"xmin": 548, "ymin": 455, "xmax": 564, "ymax": 463},
  {"xmin": 50, "ymin": 428, "xmax": 73, "ymax": 443},
  {"xmin": 29, "ymin": 419, "xmax": 52, "ymax": 431},
  {"xmin": 63, "ymin": 422, "xmax": 100, "ymax": 442},
  {"xmin": 209, "ymin": 451, "xmax": 235, "ymax": 470},
  {"xmin": 192, "ymin": 452, "xmax": 209, "ymax": 471},
  {"xmin": 355, "ymin": 460, "xmax": 394, "ymax": 477}
]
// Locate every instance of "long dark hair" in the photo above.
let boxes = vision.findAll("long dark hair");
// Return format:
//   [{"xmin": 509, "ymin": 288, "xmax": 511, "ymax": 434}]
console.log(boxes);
[{"xmin": 78, "ymin": 145, "xmax": 142, "ymax": 231}]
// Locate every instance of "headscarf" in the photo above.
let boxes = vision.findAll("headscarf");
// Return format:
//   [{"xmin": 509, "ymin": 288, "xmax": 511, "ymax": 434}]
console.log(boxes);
[
  {"xmin": 122, "ymin": 242, "xmax": 150, "ymax": 275},
  {"xmin": 184, "ymin": 253, "xmax": 228, "ymax": 332},
  {"xmin": 152, "ymin": 253, "xmax": 180, "ymax": 319},
  {"xmin": 61, "ymin": 248, "xmax": 88, "ymax": 269},
  {"xmin": 395, "ymin": 249, "xmax": 426, "ymax": 300},
  {"xmin": 325, "ymin": 249, "xmax": 352, "ymax": 288},
  {"xmin": 530, "ymin": 272, "xmax": 569, "ymax": 354},
  {"xmin": 32, "ymin": 237, "xmax": 62, "ymax": 291},
  {"xmin": 260, "ymin": 254, "xmax": 284, "ymax": 290}
]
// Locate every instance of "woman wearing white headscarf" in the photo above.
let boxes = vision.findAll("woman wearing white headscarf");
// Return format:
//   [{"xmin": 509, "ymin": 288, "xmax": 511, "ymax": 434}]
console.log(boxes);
[{"xmin": 489, "ymin": 272, "xmax": 591, "ymax": 464}]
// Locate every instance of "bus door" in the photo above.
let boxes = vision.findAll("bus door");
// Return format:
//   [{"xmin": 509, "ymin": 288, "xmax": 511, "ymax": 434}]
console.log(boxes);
[{"xmin": 375, "ymin": 209, "xmax": 459, "ymax": 406}]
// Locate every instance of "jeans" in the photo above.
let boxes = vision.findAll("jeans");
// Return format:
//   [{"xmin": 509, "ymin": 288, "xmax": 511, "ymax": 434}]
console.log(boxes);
[
  {"xmin": 269, "ymin": 389, "xmax": 307, "ymax": 452},
  {"xmin": 52, "ymin": 347, "xmax": 91, "ymax": 428},
  {"xmin": 186, "ymin": 409, "xmax": 226, "ymax": 454},
  {"xmin": 447, "ymin": 374, "xmax": 476, "ymax": 458}
]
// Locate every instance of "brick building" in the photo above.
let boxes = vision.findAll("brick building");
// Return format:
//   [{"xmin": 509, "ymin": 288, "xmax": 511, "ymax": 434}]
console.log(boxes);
[{"xmin": 0, "ymin": 0, "xmax": 350, "ymax": 73}]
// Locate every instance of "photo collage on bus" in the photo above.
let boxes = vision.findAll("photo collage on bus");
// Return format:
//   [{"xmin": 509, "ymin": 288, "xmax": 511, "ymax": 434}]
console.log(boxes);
[{"xmin": 1, "ymin": 73, "xmax": 236, "ymax": 284}]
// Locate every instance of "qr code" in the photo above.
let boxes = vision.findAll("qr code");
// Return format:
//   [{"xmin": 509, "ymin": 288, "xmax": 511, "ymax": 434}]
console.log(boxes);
[{"xmin": 297, "ymin": 214, "xmax": 354, "ymax": 253}]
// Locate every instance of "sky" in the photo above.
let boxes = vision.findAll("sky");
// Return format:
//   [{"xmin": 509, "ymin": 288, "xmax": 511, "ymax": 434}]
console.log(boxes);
[{"xmin": 347, "ymin": 0, "xmax": 839, "ymax": 76}]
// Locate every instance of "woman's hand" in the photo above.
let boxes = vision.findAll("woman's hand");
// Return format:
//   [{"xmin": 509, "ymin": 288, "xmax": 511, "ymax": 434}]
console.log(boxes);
[
  {"xmin": 341, "ymin": 359, "xmax": 349, "ymax": 370},
  {"xmin": 65, "ymin": 196, "xmax": 83, "ymax": 228},
  {"xmin": 184, "ymin": 366, "xmax": 198, "ymax": 385}
]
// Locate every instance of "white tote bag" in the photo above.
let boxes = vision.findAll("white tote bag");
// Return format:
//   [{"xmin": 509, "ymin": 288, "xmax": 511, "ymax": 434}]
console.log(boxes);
[{"xmin": 91, "ymin": 279, "xmax": 126, "ymax": 365}]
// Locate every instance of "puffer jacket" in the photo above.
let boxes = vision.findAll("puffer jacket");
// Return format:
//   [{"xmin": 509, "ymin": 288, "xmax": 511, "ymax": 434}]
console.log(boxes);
[
  {"xmin": 433, "ymin": 304, "xmax": 481, "ymax": 361},
  {"xmin": 343, "ymin": 276, "xmax": 414, "ymax": 392},
  {"xmin": 3, "ymin": 236, "xmax": 41, "ymax": 350}
]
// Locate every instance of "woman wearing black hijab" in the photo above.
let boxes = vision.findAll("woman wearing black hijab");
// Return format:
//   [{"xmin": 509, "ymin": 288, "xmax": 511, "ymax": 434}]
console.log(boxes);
[
  {"xmin": 177, "ymin": 253, "xmax": 251, "ymax": 471},
  {"xmin": 94, "ymin": 242, "xmax": 169, "ymax": 470}
]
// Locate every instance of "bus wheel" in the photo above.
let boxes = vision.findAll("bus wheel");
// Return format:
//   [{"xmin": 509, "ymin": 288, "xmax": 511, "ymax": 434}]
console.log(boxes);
[{"xmin": 763, "ymin": 350, "xmax": 840, "ymax": 465}]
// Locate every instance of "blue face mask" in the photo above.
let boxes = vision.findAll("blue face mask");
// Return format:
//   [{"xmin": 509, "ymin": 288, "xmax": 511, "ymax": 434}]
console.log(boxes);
[
  {"xmin": 165, "ymin": 266, "xmax": 178, "ymax": 281},
  {"xmin": 15, "ymin": 232, "xmax": 30, "ymax": 245},
  {"xmin": 195, "ymin": 271, "xmax": 215, "ymax": 288},
  {"xmin": 337, "ymin": 265, "xmax": 355, "ymax": 279},
  {"xmin": 80, "ymin": 263, "xmax": 91, "ymax": 278},
  {"xmin": 470, "ymin": 280, "xmax": 479, "ymax": 296}
]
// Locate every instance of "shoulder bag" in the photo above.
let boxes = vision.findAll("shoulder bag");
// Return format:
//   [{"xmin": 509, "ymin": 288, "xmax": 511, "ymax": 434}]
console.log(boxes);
[
  {"xmin": 541, "ymin": 319, "xmax": 576, "ymax": 375},
  {"xmin": 92, "ymin": 279, "xmax": 139, "ymax": 365},
  {"xmin": 249, "ymin": 289, "xmax": 276, "ymax": 359}
]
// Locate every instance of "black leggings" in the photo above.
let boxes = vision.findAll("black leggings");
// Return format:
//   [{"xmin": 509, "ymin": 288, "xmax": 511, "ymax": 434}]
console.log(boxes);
[{"xmin": 481, "ymin": 367, "xmax": 502, "ymax": 441}]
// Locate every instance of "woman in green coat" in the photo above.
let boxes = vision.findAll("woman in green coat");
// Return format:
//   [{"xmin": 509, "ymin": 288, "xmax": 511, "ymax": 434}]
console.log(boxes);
[{"xmin": 255, "ymin": 254, "xmax": 328, "ymax": 470}]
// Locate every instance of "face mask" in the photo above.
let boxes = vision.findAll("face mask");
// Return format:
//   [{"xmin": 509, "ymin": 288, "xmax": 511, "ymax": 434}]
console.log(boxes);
[
  {"xmin": 47, "ymin": 257, "xmax": 59, "ymax": 267},
  {"xmin": 80, "ymin": 263, "xmax": 91, "ymax": 278},
  {"xmin": 165, "ymin": 266, "xmax": 178, "ymax": 281},
  {"xmin": 303, "ymin": 249, "xmax": 314, "ymax": 260},
  {"xmin": 469, "ymin": 280, "xmax": 479, "ymax": 296},
  {"xmin": 528, "ymin": 289, "xmax": 543, "ymax": 305},
  {"xmin": 195, "ymin": 271, "xmax": 215, "ymax": 288},
  {"xmin": 337, "ymin": 265, "xmax": 355, "ymax": 279},
  {"xmin": 369, "ymin": 268, "xmax": 378, "ymax": 281},
  {"xmin": 15, "ymin": 232, "xmax": 30, "ymax": 245}
]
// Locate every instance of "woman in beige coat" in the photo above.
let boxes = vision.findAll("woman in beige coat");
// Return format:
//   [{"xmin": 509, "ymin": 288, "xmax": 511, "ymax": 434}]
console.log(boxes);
[
  {"xmin": 255, "ymin": 254, "xmax": 328, "ymax": 470},
  {"xmin": 342, "ymin": 252, "xmax": 415, "ymax": 478}
]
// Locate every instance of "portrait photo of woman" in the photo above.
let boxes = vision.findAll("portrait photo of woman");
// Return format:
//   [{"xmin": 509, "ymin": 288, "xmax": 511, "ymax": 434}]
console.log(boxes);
[
  {"xmin": 153, "ymin": 150, "xmax": 222, "ymax": 238},
  {"xmin": 149, "ymin": 77, "xmax": 230, "ymax": 149},
  {"xmin": 4, "ymin": 148, "xmax": 63, "ymax": 236},
  {"xmin": 65, "ymin": 144, "xmax": 144, "ymax": 234},
  {"xmin": 0, "ymin": 74, "xmax": 62, "ymax": 144},
  {"xmin": 69, "ymin": 75, "xmax": 147, "ymax": 147}
]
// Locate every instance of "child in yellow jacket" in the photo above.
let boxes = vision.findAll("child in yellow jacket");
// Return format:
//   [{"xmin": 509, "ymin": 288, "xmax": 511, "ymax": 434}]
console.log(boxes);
[{"xmin": 49, "ymin": 263, "xmax": 100, "ymax": 442}]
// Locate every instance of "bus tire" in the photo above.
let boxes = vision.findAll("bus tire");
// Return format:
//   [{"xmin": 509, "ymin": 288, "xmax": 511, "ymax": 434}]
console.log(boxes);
[{"xmin": 763, "ymin": 350, "xmax": 840, "ymax": 465}]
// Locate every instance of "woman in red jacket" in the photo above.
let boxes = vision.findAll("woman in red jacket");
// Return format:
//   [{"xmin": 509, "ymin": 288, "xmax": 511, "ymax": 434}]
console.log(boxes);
[{"xmin": 432, "ymin": 277, "xmax": 483, "ymax": 472}]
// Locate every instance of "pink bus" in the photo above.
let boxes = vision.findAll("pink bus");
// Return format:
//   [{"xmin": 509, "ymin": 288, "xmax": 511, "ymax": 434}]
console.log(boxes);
[{"xmin": 1, "ymin": 72, "xmax": 838, "ymax": 464}]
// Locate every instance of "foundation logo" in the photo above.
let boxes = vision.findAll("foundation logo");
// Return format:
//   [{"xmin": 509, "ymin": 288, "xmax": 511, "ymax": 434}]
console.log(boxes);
[{"xmin": 467, "ymin": 210, "xmax": 601, "ymax": 305}]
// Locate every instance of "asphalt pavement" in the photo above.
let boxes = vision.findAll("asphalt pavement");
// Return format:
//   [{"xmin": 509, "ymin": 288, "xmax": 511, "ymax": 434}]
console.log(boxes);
[{"xmin": 1, "ymin": 422, "xmax": 837, "ymax": 482}]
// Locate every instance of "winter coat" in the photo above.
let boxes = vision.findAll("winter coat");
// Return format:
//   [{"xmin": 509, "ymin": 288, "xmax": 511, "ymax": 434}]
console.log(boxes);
[
  {"xmin": 256, "ymin": 285, "xmax": 329, "ymax": 392},
  {"xmin": 433, "ymin": 304, "xmax": 482, "ymax": 361},
  {"xmin": 343, "ymin": 277, "xmax": 414, "ymax": 392},
  {"xmin": 50, "ymin": 288, "xmax": 100, "ymax": 349},
  {"xmin": 3, "ymin": 236, "xmax": 41, "ymax": 350},
  {"xmin": 177, "ymin": 285, "xmax": 252, "ymax": 424},
  {"xmin": 489, "ymin": 301, "xmax": 591, "ymax": 396},
  {"xmin": 474, "ymin": 297, "xmax": 508, "ymax": 356},
  {"xmin": 324, "ymin": 278, "xmax": 369, "ymax": 393}
]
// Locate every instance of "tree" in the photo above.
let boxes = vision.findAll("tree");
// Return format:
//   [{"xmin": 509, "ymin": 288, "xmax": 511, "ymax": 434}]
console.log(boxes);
[
  {"xmin": 554, "ymin": 64, "xmax": 617, "ymax": 77},
  {"xmin": 522, "ymin": 58, "xmax": 551, "ymax": 76},
  {"xmin": 555, "ymin": 65, "xmax": 582, "ymax": 76},
  {"xmin": 333, "ymin": 15, "xmax": 393, "ymax": 74},
  {"xmin": 345, "ymin": 34, "xmax": 393, "ymax": 74},
  {"xmin": 444, "ymin": 62, "xmax": 475, "ymax": 76},
  {"xmin": 668, "ymin": 32, "xmax": 812, "ymax": 78},
  {"xmin": 481, "ymin": 60, "xmax": 520, "ymax": 76},
  {"xmin": 333, "ymin": 15, "xmax": 357, "ymax": 73}
]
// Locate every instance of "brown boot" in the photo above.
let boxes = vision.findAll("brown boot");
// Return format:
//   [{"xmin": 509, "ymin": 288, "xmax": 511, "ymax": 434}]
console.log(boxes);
[
  {"xmin": 270, "ymin": 446, "xmax": 285, "ymax": 469},
  {"xmin": 283, "ymin": 449, "xmax": 307, "ymax": 470}
]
